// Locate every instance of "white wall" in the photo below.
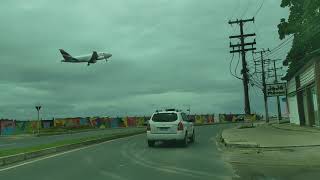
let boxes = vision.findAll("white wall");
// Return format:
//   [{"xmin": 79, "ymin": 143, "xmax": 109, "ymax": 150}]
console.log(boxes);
[{"xmin": 288, "ymin": 95, "xmax": 300, "ymax": 125}]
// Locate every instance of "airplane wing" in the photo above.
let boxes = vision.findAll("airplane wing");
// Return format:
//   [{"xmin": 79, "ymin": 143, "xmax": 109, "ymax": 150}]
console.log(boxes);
[{"xmin": 89, "ymin": 51, "xmax": 98, "ymax": 63}]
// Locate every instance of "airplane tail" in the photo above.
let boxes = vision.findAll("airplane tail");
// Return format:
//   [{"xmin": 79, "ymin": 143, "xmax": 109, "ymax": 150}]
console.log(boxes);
[{"xmin": 59, "ymin": 49, "xmax": 72, "ymax": 60}]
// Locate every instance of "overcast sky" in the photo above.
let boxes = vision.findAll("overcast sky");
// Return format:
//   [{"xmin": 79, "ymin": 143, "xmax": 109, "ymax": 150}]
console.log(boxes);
[{"xmin": 0, "ymin": 0, "xmax": 290, "ymax": 120}]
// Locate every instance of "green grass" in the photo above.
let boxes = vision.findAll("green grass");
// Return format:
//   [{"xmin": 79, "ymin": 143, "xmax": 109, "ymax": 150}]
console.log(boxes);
[{"xmin": 0, "ymin": 129, "xmax": 145, "ymax": 158}]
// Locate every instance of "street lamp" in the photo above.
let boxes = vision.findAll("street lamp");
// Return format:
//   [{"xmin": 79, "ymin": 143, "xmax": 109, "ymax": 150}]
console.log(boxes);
[
  {"xmin": 35, "ymin": 105, "xmax": 42, "ymax": 134},
  {"xmin": 183, "ymin": 104, "xmax": 191, "ymax": 115}
]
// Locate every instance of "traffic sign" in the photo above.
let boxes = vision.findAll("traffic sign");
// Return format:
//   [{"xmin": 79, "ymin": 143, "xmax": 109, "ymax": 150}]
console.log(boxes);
[{"xmin": 266, "ymin": 83, "xmax": 286, "ymax": 97}]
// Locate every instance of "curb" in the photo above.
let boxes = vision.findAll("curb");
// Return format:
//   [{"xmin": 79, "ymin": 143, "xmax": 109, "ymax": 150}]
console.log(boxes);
[
  {"xmin": 258, "ymin": 144, "xmax": 320, "ymax": 149},
  {"xmin": 220, "ymin": 136, "xmax": 260, "ymax": 148},
  {"xmin": 221, "ymin": 136, "xmax": 320, "ymax": 149},
  {"xmin": 218, "ymin": 132, "xmax": 254, "ymax": 148},
  {"xmin": 270, "ymin": 124, "xmax": 320, "ymax": 133},
  {"xmin": 224, "ymin": 142, "xmax": 260, "ymax": 148},
  {"xmin": 0, "ymin": 130, "xmax": 146, "ymax": 167}
]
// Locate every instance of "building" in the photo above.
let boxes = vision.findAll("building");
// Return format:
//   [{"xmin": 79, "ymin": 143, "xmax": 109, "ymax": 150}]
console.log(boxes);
[{"xmin": 286, "ymin": 49, "xmax": 320, "ymax": 127}]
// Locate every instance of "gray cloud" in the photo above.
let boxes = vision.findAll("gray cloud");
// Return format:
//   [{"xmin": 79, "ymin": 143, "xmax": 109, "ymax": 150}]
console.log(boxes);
[{"xmin": 0, "ymin": 0, "xmax": 289, "ymax": 120}]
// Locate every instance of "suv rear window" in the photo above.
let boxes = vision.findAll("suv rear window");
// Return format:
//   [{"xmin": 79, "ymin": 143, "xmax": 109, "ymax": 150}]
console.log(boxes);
[{"xmin": 152, "ymin": 113, "xmax": 178, "ymax": 122}]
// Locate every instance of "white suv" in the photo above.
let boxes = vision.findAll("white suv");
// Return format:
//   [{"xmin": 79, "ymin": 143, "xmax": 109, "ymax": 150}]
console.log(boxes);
[{"xmin": 147, "ymin": 109, "xmax": 195, "ymax": 147}]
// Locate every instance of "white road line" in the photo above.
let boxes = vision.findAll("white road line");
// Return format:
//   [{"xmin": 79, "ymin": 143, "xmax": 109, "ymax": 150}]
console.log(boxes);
[
  {"xmin": 0, "ymin": 143, "xmax": 16, "ymax": 147},
  {"xmin": 0, "ymin": 134, "xmax": 143, "ymax": 172}
]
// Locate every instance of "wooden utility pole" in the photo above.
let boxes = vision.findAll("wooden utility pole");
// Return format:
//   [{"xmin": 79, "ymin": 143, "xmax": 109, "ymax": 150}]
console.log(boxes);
[
  {"xmin": 229, "ymin": 18, "xmax": 256, "ymax": 115},
  {"xmin": 254, "ymin": 49, "xmax": 270, "ymax": 123},
  {"xmin": 271, "ymin": 60, "xmax": 282, "ymax": 122},
  {"xmin": 268, "ymin": 59, "xmax": 284, "ymax": 122}
]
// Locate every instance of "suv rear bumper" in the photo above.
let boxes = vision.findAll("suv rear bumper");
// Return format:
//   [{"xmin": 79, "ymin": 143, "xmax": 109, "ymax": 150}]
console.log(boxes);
[{"xmin": 147, "ymin": 131, "xmax": 185, "ymax": 141}]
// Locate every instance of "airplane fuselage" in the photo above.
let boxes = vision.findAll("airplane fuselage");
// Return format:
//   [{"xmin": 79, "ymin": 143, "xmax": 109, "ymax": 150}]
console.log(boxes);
[
  {"xmin": 59, "ymin": 49, "xmax": 112, "ymax": 65},
  {"xmin": 62, "ymin": 52, "xmax": 107, "ymax": 63}
]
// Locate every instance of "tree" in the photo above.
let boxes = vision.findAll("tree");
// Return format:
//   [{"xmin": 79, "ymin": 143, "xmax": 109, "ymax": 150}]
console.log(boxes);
[{"xmin": 278, "ymin": 0, "xmax": 320, "ymax": 75}]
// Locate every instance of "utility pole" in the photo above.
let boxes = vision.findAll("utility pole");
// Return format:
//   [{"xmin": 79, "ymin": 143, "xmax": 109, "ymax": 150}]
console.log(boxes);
[
  {"xmin": 254, "ymin": 49, "xmax": 270, "ymax": 123},
  {"xmin": 269, "ymin": 59, "xmax": 283, "ymax": 122},
  {"xmin": 274, "ymin": 60, "xmax": 282, "ymax": 122},
  {"xmin": 229, "ymin": 18, "xmax": 256, "ymax": 115}
]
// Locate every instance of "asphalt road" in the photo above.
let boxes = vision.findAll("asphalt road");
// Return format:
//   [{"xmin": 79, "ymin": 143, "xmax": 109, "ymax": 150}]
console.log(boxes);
[
  {"xmin": 0, "ymin": 127, "xmax": 144, "ymax": 150},
  {"xmin": 0, "ymin": 124, "xmax": 235, "ymax": 180}
]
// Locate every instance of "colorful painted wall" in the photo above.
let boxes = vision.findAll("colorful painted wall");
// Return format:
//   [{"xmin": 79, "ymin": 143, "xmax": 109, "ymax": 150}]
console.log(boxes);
[
  {"xmin": 0, "ymin": 120, "xmax": 15, "ymax": 135},
  {"xmin": 188, "ymin": 114, "xmax": 215, "ymax": 124},
  {"xmin": 1, "ymin": 114, "xmax": 216, "ymax": 135}
]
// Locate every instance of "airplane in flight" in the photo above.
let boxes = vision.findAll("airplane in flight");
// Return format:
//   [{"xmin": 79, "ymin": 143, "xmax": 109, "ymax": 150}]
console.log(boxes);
[{"xmin": 59, "ymin": 49, "xmax": 112, "ymax": 66}]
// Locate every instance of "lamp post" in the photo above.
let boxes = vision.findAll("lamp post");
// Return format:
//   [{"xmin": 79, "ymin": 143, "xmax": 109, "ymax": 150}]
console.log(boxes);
[
  {"xmin": 183, "ymin": 104, "xmax": 191, "ymax": 115},
  {"xmin": 187, "ymin": 105, "xmax": 191, "ymax": 115},
  {"xmin": 35, "ymin": 105, "xmax": 41, "ymax": 134}
]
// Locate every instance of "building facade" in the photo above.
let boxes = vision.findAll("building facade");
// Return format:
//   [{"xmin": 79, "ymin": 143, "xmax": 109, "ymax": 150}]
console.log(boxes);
[{"xmin": 286, "ymin": 54, "xmax": 320, "ymax": 127}]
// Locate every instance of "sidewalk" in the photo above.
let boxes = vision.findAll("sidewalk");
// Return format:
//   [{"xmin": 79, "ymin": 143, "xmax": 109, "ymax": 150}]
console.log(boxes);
[{"xmin": 221, "ymin": 122, "xmax": 320, "ymax": 148}]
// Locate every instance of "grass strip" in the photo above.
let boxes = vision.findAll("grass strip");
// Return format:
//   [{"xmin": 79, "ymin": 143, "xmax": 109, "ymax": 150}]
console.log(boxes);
[{"xmin": 0, "ymin": 129, "xmax": 145, "ymax": 157}]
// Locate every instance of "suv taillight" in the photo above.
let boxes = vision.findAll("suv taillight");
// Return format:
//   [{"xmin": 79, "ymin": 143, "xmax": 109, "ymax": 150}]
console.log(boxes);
[
  {"xmin": 147, "ymin": 123, "xmax": 151, "ymax": 131},
  {"xmin": 177, "ymin": 121, "xmax": 184, "ymax": 131}
]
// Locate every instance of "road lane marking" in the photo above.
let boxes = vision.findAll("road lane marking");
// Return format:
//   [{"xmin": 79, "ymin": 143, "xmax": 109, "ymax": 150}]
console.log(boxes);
[
  {"xmin": 0, "ymin": 143, "xmax": 16, "ymax": 147},
  {"xmin": 0, "ymin": 133, "xmax": 144, "ymax": 172},
  {"xmin": 100, "ymin": 171, "xmax": 128, "ymax": 180}
]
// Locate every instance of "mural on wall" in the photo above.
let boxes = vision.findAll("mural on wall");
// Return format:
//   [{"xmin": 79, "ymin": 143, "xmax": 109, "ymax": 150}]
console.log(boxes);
[
  {"xmin": 54, "ymin": 119, "xmax": 66, "ymax": 128},
  {"xmin": 0, "ymin": 120, "xmax": 15, "ymax": 135},
  {"xmin": 188, "ymin": 114, "xmax": 215, "ymax": 124},
  {"xmin": 1, "ymin": 114, "xmax": 219, "ymax": 135}
]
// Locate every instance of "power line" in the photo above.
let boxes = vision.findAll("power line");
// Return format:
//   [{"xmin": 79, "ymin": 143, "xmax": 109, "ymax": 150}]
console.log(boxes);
[
  {"xmin": 244, "ymin": 0, "xmax": 264, "ymax": 32},
  {"xmin": 240, "ymin": 0, "xmax": 251, "ymax": 19},
  {"xmin": 230, "ymin": 0, "xmax": 241, "ymax": 20},
  {"xmin": 229, "ymin": 53, "xmax": 243, "ymax": 80},
  {"xmin": 249, "ymin": 74, "xmax": 263, "ymax": 89},
  {"xmin": 266, "ymin": 35, "xmax": 294, "ymax": 56},
  {"xmin": 266, "ymin": 18, "xmax": 320, "ymax": 58},
  {"xmin": 250, "ymin": 36, "xmax": 293, "ymax": 62},
  {"xmin": 229, "ymin": 0, "xmax": 242, "ymax": 34},
  {"xmin": 253, "ymin": 0, "xmax": 265, "ymax": 17},
  {"xmin": 266, "ymin": 27, "xmax": 320, "ymax": 61},
  {"xmin": 268, "ymin": 45, "xmax": 292, "ymax": 59},
  {"xmin": 234, "ymin": 53, "xmax": 241, "ymax": 77}
]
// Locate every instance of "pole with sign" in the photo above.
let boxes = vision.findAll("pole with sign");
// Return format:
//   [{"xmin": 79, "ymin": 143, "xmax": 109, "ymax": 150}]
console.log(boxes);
[{"xmin": 35, "ymin": 105, "xmax": 41, "ymax": 134}]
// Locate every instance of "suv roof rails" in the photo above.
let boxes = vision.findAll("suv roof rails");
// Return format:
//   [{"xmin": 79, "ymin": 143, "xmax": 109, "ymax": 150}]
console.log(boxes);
[{"xmin": 165, "ymin": 108, "xmax": 183, "ymax": 112}]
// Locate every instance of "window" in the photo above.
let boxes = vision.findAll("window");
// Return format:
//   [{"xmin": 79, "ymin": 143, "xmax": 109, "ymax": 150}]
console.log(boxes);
[{"xmin": 152, "ymin": 113, "xmax": 177, "ymax": 122}]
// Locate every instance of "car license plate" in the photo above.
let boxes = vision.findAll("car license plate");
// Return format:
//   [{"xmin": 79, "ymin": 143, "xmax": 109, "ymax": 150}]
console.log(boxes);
[{"xmin": 159, "ymin": 127, "xmax": 169, "ymax": 131}]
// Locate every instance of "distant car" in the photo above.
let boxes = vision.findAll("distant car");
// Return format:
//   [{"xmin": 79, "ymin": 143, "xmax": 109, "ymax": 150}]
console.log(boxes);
[
  {"xmin": 235, "ymin": 115, "xmax": 245, "ymax": 121},
  {"xmin": 146, "ymin": 109, "xmax": 195, "ymax": 147}
]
